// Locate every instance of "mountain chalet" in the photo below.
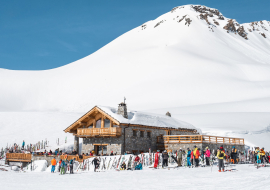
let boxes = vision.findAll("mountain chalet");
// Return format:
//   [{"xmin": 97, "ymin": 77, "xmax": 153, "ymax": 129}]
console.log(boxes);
[{"xmin": 64, "ymin": 102, "xmax": 245, "ymax": 155}]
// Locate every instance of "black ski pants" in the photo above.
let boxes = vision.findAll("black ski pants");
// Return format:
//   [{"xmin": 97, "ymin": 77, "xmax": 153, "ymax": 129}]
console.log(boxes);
[
  {"xmin": 195, "ymin": 159, "xmax": 199, "ymax": 167},
  {"xmin": 162, "ymin": 159, "xmax": 168, "ymax": 167},
  {"xmin": 218, "ymin": 159, "xmax": 224, "ymax": 171},
  {"xmin": 206, "ymin": 157, "xmax": 210, "ymax": 166},
  {"xmin": 70, "ymin": 165, "xmax": 73, "ymax": 174}
]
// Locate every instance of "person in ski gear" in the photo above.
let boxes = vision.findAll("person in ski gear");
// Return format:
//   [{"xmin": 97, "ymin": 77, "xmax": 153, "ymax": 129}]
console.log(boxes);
[
  {"xmin": 58, "ymin": 159, "xmax": 62, "ymax": 172},
  {"xmin": 22, "ymin": 140, "xmax": 25, "ymax": 150},
  {"xmin": 92, "ymin": 157, "xmax": 100, "ymax": 172},
  {"xmin": 69, "ymin": 159, "xmax": 74, "ymax": 174},
  {"xmin": 110, "ymin": 151, "xmax": 114, "ymax": 156},
  {"xmin": 217, "ymin": 146, "xmax": 226, "ymax": 172},
  {"xmin": 260, "ymin": 148, "xmax": 266, "ymax": 163},
  {"xmin": 186, "ymin": 148, "xmax": 191, "ymax": 166},
  {"xmin": 162, "ymin": 150, "xmax": 169, "ymax": 168},
  {"xmin": 204, "ymin": 147, "xmax": 210, "ymax": 166},
  {"xmin": 191, "ymin": 150, "xmax": 194, "ymax": 166},
  {"xmin": 135, "ymin": 162, "xmax": 142, "ymax": 170},
  {"xmin": 231, "ymin": 146, "xmax": 237, "ymax": 164},
  {"xmin": 60, "ymin": 159, "xmax": 66, "ymax": 175},
  {"xmin": 177, "ymin": 149, "xmax": 184, "ymax": 167},
  {"xmin": 51, "ymin": 157, "xmax": 56, "ymax": 173},
  {"xmin": 194, "ymin": 148, "xmax": 200, "ymax": 167},
  {"xmin": 120, "ymin": 161, "xmax": 126, "ymax": 170},
  {"xmin": 154, "ymin": 150, "xmax": 160, "ymax": 168}
]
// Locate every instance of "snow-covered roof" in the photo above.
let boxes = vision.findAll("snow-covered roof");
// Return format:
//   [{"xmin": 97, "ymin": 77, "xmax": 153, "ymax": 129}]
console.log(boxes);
[{"xmin": 97, "ymin": 105, "xmax": 200, "ymax": 132}]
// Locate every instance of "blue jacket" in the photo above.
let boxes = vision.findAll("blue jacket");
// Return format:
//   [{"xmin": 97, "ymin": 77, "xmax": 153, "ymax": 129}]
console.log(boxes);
[
  {"xmin": 135, "ymin": 163, "xmax": 142, "ymax": 170},
  {"xmin": 187, "ymin": 150, "xmax": 191, "ymax": 157},
  {"xmin": 61, "ymin": 161, "xmax": 66, "ymax": 167}
]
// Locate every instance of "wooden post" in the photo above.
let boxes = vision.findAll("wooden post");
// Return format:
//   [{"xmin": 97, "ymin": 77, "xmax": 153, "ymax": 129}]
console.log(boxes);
[
  {"xmin": 93, "ymin": 120, "xmax": 96, "ymax": 128},
  {"xmin": 216, "ymin": 137, "xmax": 217, "ymax": 143},
  {"xmin": 209, "ymin": 136, "xmax": 210, "ymax": 143},
  {"xmin": 223, "ymin": 137, "xmax": 224, "ymax": 144},
  {"xmin": 201, "ymin": 135, "xmax": 202, "ymax": 143},
  {"xmin": 101, "ymin": 116, "xmax": 104, "ymax": 128}
]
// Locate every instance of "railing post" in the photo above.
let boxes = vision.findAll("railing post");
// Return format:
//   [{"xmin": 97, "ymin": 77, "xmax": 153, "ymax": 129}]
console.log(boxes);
[
  {"xmin": 201, "ymin": 135, "xmax": 203, "ymax": 143},
  {"xmin": 209, "ymin": 136, "xmax": 210, "ymax": 143},
  {"xmin": 216, "ymin": 137, "xmax": 217, "ymax": 143}
]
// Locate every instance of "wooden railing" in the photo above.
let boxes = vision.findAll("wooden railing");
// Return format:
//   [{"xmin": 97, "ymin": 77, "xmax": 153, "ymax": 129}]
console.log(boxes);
[
  {"xmin": 77, "ymin": 127, "xmax": 121, "ymax": 137},
  {"xmin": 6, "ymin": 153, "xmax": 32, "ymax": 162},
  {"xmin": 60, "ymin": 155, "xmax": 94, "ymax": 162},
  {"xmin": 163, "ymin": 135, "xmax": 244, "ymax": 145}
]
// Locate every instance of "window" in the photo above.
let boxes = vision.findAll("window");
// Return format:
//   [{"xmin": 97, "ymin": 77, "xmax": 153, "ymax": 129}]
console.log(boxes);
[
  {"xmin": 96, "ymin": 119, "xmax": 101, "ymax": 128},
  {"xmin": 88, "ymin": 124, "xmax": 93, "ymax": 128},
  {"xmin": 113, "ymin": 124, "xmax": 118, "ymax": 128},
  {"xmin": 104, "ymin": 119, "xmax": 110, "ymax": 128},
  {"xmin": 133, "ymin": 130, "xmax": 137, "ymax": 137},
  {"xmin": 140, "ymin": 131, "xmax": 144, "ymax": 137},
  {"xmin": 147, "ymin": 131, "xmax": 151, "ymax": 138}
]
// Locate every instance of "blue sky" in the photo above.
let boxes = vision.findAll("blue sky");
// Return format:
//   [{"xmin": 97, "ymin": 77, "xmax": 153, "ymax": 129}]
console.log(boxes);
[{"xmin": 1, "ymin": 0, "xmax": 269, "ymax": 70}]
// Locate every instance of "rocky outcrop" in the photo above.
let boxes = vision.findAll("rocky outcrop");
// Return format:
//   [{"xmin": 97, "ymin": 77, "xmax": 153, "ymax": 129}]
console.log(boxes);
[
  {"xmin": 260, "ymin": 33, "xmax": 266, "ymax": 38},
  {"xmin": 185, "ymin": 18, "xmax": 192, "ymax": 26},
  {"xmin": 237, "ymin": 26, "xmax": 248, "ymax": 39},
  {"xmin": 213, "ymin": 19, "xmax": 219, "ymax": 26},
  {"xmin": 223, "ymin": 19, "xmax": 237, "ymax": 32},
  {"xmin": 154, "ymin": 20, "xmax": 164, "ymax": 28},
  {"xmin": 199, "ymin": 13, "xmax": 210, "ymax": 25}
]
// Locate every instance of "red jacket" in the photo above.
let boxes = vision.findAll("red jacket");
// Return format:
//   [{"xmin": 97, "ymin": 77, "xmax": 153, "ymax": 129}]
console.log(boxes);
[
  {"xmin": 135, "ymin": 156, "xmax": 140, "ymax": 162},
  {"xmin": 195, "ymin": 150, "xmax": 200, "ymax": 159},
  {"xmin": 191, "ymin": 151, "xmax": 193, "ymax": 159}
]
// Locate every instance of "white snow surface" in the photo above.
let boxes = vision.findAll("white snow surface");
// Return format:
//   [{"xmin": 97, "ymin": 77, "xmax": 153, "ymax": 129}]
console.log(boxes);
[
  {"xmin": 97, "ymin": 105, "xmax": 199, "ymax": 131},
  {"xmin": 0, "ymin": 162, "xmax": 270, "ymax": 190},
  {"xmin": 1, "ymin": 5, "xmax": 270, "ymax": 149}
]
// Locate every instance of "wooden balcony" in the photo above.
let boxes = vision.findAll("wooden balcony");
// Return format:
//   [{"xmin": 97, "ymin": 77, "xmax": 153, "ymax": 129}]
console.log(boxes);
[
  {"xmin": 163, "ymin": 135, "xmax": 244, "ymax": 145},
  {"xmin": 77, "ymin": 127, "xmax": 122, "ymax": 137},
  {"xmin": 6, "ymin": 153, "xmax": 32, "ymax": 163}
]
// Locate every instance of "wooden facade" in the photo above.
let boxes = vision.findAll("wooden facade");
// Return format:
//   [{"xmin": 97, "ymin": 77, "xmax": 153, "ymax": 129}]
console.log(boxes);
[{"xmin": 64, "ymin": 106, "xmax": 198, "ymax": 138}]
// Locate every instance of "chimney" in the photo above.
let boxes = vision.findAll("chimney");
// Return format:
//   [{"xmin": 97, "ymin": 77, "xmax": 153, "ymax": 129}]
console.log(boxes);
[
  {"xmin": 166, "ymin": 112, "xmax": 171, "ymax": 117},
  {"xmin": 117, "ymin": 102, "xmax": 128, "ymax": 119}
]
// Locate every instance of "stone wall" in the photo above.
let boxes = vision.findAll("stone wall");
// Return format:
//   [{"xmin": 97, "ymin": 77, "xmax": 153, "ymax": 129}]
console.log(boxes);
[
  {"xmin": 81, "ymin": 125, "xmax": 197, "ymax": 155},
  {"xmin": 32, "ymin": 155, "xmax": 60, "ymax": 166}
]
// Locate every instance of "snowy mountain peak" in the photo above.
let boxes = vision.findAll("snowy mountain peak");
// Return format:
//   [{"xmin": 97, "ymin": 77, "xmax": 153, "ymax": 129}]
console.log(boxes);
[{"xmin": 140, "ymin": 5, "xmax": 269, "ymax": 40}]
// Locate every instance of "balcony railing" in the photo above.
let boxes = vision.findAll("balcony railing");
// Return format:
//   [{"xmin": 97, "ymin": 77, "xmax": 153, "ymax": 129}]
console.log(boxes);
[
  {"xmin": 6, "ymin": 153, "xmax": 32, "ymax": 162},
  {"xmin": 77, "ymin": 127, "xmax": 121, "ymax": 137},
  {"xmin": 163, "ymin": 135, "xmax": 244, "ymax": 145}
]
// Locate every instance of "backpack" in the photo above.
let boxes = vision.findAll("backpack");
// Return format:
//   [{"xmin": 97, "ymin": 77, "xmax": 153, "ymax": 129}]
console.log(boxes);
[{"xmin": 219, "ymin": 151, "xmax": 224, "ymax": 158}]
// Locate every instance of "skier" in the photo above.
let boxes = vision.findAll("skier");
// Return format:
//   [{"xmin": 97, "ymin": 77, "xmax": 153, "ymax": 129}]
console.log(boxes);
[
  {"xmin": 231, "ymin": 146, "xmax": 237, "ymax": 164},
  {"xmin": 51, "ymin": 157, "xmax": 56, "ymax": 173},
  {"xmin": 204, "ymin": 147, "xmax": 210, "ymax": 166},
  {"xmin": 217, "ymin": 146, "xmax": 226, "ymax": 172},
  {"xmin": 260, "ymin": 148, "xmax": 266, "ymax": 164},
  {"xmin": 60, "ymin": 159, "xmax": 66, "ymax": 175},
  {"xmin": 22, "ymin": 140, "xmax": 25, "ymax": 150},
  {"xmin": 135, "ymin": 161, "xmax": 142, "ymax": 170},
  {"xmin": 162, "ymin": 150, "xmax": 169, "ymax": 168},
  {"xmin": 64, "ymin": 159, "xmax": 68, "ymax": 174},
  {"xmin": 120, "ymin": 161, "xmax": 126, "ymax": 170},
  {"xmin": 69, "ymin": 159, "xmax": 74, "ymax": 174},
  {"xmin": 154, "ymin": 150, "xmax": 160, "ymax": 168},
  {"xmin": 194, "ymin": 147, "xmax": 200, "ymax": 167},
  {"xmin": 187, "ymin": 148, "xmax": 191, "ymax": 166},
  {"xmin": 58, "ymin": 159, "xmax": 62, "ymax": 172},
  {"xmin": 177, "ymin": 149, "xmax": 184, "ymax": 167},
  {"xmin": 92, "ymin": 157, "xmax": 100, "ymax": 172}
]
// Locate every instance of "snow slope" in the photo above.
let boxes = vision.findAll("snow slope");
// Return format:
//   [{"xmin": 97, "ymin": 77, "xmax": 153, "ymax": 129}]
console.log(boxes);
[
  {"xmin": 1, "ymin": 164, "xmax": 270, "ymax": 190},
  {"xmin": 1, "ymin": 5, "xmax": 270, "ymax": 149}
]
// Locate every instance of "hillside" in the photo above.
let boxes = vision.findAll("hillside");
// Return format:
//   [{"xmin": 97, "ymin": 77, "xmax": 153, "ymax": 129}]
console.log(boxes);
[{"xmin": 0, "ymin": 5, "xmax": 270, "ymax": 150}]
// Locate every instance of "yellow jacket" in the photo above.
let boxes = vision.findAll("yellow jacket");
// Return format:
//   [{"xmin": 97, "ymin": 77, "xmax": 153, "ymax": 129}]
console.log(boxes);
[
  {"xmin": 260, "ymin": 149, "xmax": 265, "ymax": 156},
  {"xmin": 217, "ymin": 150, "xmax": 226, "ymax": 159}
]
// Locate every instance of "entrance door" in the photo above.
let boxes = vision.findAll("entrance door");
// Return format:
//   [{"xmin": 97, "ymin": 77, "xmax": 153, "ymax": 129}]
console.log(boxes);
[{"xmin": 95, "ymin": 145, "xmax": 107, "ymax": 155}]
